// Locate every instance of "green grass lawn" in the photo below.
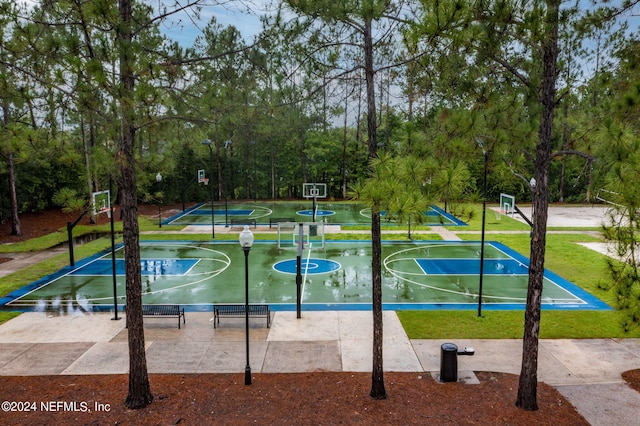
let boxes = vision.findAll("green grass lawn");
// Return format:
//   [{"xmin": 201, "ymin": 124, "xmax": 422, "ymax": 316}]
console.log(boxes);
[{"xmin": 398, "ymin": 309, "xmax": 640, "ymax": 339}]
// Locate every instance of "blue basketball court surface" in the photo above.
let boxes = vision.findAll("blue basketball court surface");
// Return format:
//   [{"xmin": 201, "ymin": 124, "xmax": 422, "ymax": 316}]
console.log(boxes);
[
  {"xmin": 163, "ymin": 202, "xmax": 467, "ymax": 227},
  {"xmin": 0, "ymin": 240, "xmax": 610, "ymax": 313}
]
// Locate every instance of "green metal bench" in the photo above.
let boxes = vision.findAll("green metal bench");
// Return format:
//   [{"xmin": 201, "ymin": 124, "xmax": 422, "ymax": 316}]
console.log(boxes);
[
  {"xmin": 213, "ymin": 304, "xmax": 271, "ymax": 328},
  {"xmin": 142, "ymin": 304, "xmax": 185, "ymax": 329},
  {"xmin": 230, "ymin": 218, "xmax": 257, "ymax": 228},
  {"xmin": 269, "ymin": 218, "xmax": 295, "ymax": 228}
]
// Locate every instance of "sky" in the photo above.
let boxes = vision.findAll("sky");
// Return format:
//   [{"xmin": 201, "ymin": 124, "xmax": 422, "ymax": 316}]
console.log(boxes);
[
  {"xmin": 21, "ymin": 0, "xmax": 268, "ymax": 47},
  {"xmin": 160, "ymin": 1, "xmax": 269, "ymax": 47}
]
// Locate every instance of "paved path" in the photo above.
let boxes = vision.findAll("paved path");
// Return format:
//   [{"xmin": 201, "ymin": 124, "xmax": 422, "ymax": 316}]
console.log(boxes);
[
  {"xmin": 0, "ymin": 311, "xmax": 639, "ymax": 425},
  {"xmin": 0, "ymin": 248, "xmax": 67, "ymax": 279}
]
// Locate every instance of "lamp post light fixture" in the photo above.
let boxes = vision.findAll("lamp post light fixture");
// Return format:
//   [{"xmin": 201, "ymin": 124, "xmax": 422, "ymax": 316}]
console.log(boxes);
[
  {"xmin": 529, "ymin": 177, "xmax": 537, "ymax": 235},
  {"xmin": 202, "ymin": 139, "xmax": 215, "ymax": 238},
  {"xmin": 156, "ymin": 172, "xmax": 162, "ymax": 228},
  {"xmin": 239, "ymin": 225, "xmax": 254, "ymax": 385},
  {"xmin": 224, "ymin": 139, "xmax": 232, "ymax": 227}
]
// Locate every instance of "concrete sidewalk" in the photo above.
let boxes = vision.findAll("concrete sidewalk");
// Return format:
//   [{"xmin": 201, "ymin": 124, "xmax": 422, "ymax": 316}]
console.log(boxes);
[
  {"xmin": 1, "ymin": 311, "xmax": 640, "ymax": 424},
  {"xmin": 0, "ymin": 249, "xmax": 67, "ymax": 279}
]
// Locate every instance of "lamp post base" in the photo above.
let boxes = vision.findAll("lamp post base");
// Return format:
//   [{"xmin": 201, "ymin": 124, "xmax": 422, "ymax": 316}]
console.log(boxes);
[{"xmin": 245, "ymin": 366, "xmax": 252, "ymax": 385}]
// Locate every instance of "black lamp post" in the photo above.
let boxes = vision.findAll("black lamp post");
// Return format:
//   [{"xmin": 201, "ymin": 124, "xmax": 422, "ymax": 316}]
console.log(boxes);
[
  {"xmin": 224, "ymin": 139, "xmax": 232, "ymax": 227},
  {"xmin": 476, "ymin": 138, "xmax": 489, "ymax": 317},
  {"xmin": 156, "ymin": 172, "xmax": 162, "ymax": 228},
  {"xmin": 109, "ymin": 176, "xmax": 120, "ymax": 321},
  {"xmin": 239, "ymin": 225, "xmax": 254, "ymax": 385},
  {"xmin": 202, "ymin": 139, "xmax": 215, "ymax": 238}
]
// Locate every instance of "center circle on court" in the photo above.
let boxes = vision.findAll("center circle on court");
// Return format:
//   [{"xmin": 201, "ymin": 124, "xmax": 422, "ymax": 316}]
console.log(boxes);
[
  {"xmin": 273, "ymin": 258, "xmax": 341, "ymax": 274},
  {"xmin": 296, "ymin": 209, "xmax": 336, "ymax": 217}
]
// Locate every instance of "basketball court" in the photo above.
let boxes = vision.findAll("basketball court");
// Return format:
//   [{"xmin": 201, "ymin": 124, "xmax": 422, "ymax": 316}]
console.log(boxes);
[
  {"xmin": 163, "ymin": 202, "xmax": 465, "ymax": 227},
  {"xmin": 1, "ymin": 238, "xmax": 609, "ymax": 313},
  {"xmin": 0, "ymin": 184, "xmax": 614, "ymax": 313},
  {"xmin": 164, "ymin": 179, "xmax": 466, "ymax": 227}
]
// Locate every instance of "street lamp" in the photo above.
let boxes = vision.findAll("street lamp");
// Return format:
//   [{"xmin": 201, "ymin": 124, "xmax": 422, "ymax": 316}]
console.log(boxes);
[
  {"xmin": 202, "ymin": 139, "xmax": 215, "ymax": 238},
  {"xmin": 156, "ymin": 172, "xmax": 162, "ymax": 228},
  {"xmin": 224, "ymin": 139, "xmax": 232, "ymax": 227},
  {"xmin": 529, "ymin": 177, "xmax": 537, "ymax": 215},
  {"xmin": 476, "ymin": 138, "xmax": 489, "ymax": 317},
  {"xmin": 239, "ymin": 225, "xmax": 254, "ymax": 385},
  {"xmin": 530, "ymin": 177, "xmax": 537, "ymax": 235}
]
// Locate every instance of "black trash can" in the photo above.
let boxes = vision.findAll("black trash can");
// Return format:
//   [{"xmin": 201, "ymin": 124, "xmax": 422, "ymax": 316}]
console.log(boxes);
[{"xmin": 440, "ymin": 343, "xmax": 458, "ymax": 382}]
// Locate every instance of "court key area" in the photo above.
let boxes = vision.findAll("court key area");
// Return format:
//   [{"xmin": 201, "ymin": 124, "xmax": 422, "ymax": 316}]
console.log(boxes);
[{"xmin": 1, "ymin": 240, "xmax": 609, "ymax": 313}]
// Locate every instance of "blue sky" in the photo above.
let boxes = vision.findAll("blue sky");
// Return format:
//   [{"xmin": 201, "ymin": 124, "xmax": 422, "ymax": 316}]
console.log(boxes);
[{"xmin": 161, "ymin": 2, "xmax": 267, "ymax": 47}]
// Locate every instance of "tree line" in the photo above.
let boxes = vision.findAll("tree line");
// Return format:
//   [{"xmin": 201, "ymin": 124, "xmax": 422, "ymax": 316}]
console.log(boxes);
[{"xmin": 1, "ymin": 1, "xmax": 635, "ymax": 228}]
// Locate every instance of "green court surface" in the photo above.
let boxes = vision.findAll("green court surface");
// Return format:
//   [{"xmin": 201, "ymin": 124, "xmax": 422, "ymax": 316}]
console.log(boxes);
[
  {"xmin": 164, "ymin": 201, "xmax": 467, "ymax": 227},
  {"xmin": 1, "ymin": 240, "xmax": 609, "ymax": 312}
]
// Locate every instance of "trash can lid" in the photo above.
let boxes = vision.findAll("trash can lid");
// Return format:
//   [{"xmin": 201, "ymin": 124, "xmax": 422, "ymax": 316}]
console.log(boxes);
[{"xmin": 441, "ymin": 342, "xmax": 458, "ymax": 352}]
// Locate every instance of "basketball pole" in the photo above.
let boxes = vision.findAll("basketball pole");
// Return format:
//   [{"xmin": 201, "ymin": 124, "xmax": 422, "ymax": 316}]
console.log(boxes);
[
  {"xmin": 67, "ymin": 209, "xmax": 88, "ymax": 267},
  {"xmin": 478, "ymin": 171, "xmax": 486, "ymax": 317},
  {"xmin": 312, "ymin": 185, "xmax": 317, "ymax": 222},
  {"xmin": 109, "ymin": 176, "xmax": 120, "ymax": 321},
  {"xmin": 296, "ymin": 223, "xmax": 303, "ymax": 318}
]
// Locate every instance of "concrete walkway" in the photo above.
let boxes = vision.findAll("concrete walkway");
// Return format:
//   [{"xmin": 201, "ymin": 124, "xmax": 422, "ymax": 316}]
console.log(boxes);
[
  {"xmin": 0, "ymin": 248, "xmax": 67, "ymax": 279},
  {"xmin": 0, "ymin": 311, "xmax": 639, "ymax": 425}
]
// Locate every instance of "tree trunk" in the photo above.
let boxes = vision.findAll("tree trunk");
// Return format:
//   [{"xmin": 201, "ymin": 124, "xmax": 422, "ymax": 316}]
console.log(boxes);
[
  {"xmin": 364, "ymin": 16, "xmax": 386, "ymax": 400},
  {"xmin": 370, "ymin": 206, "xmax": 385, "ymax": 399},
  {"xmin": 118, "ymin": 0, "xmax": 152, "ymax": 410},
  {"xmin": 516, "ymin": 0, "xmax": 559, "ymax": 411},
  {"xmin": 558, "ymin": 93, "xmax": 571, "ymax": 203},
  {"xmin": 270, "ymin": 135, "xmax": 276, "ymax": 199},
  {"xmin": 585, "ymin": 160, "xmax": 593, "ymax": 203},
  {"xmin": 8, "ymin": 150, "xmax": 21, "ymax": 236},
  {"xmin": 342, "ymin": 88, "xmax": 348, "ymax": 199},
  {"xmin": 81, "ymin": 116, "xmax": 96, "ymax": 224},
  {"xmin": 2, "ymin": 99, "xmax": 21, "ymax": 236}
]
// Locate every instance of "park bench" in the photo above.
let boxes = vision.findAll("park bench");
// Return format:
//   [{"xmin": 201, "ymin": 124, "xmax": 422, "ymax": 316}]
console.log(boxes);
[
  {"xmin": 269, "ymin": 218, "xmax": 295, "ymax": 228},
  {"xmin": 213, "ymin": 304, "xmax": 271, "ymax": 328},
  {"xmin": 142, "ymin": 304, "xmax": 185, "ymax": 329},
  {"xmin": 230, "ymin": 218, "xmax": 257, "ymax": 228}
]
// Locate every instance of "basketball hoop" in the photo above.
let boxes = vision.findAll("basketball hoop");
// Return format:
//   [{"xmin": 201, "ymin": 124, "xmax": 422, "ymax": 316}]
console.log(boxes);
[
  {"xmin": 203, "ymin": 178, "xmax": 209, "ymax": 186},
  {"xmin": 302, "ymin": 183, "xmax": 327, "ymax": 199},
  {"xmin": 92, "ymin": 190, "xmax": 111, "ymax": 217}
]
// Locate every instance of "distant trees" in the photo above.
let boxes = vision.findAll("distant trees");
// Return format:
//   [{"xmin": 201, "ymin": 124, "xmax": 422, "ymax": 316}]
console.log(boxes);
[{"xmin": 597, "ymin": 36, "xmax": 640, "ymax": 332}]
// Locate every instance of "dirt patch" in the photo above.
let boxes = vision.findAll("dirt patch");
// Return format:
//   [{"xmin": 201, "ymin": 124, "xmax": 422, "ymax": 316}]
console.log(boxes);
[
  {"xmin": 0, "ymin": 372, "xmax": 589, "ymax": 425},
  {"xmin": 0, "ymin": 203, "xmax": 189, "ymax": 244}
]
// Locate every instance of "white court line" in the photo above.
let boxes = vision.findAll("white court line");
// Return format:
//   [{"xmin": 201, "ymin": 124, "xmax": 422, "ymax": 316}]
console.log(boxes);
[{"xmin": 301, "ymin": 242, "xmax": 313, "ymax": 300}]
